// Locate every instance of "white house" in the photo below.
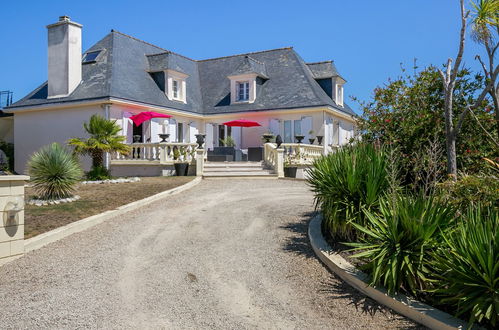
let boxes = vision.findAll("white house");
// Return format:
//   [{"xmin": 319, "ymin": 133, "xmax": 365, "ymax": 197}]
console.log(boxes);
[{"xmin": 4, "ymin": 16, "xmax": 357, "ymax": 176}]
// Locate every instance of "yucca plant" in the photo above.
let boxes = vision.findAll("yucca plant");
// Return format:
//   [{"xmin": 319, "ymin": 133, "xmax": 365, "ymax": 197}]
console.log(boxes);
[
  {"xmin": 307, "ymin": 143, "xmax": 389, "ymax": 240},
  {"xmin": 432, "ymin": 206, "xmax": 499, "ymax": 328},
  {"xmin": 28, "ymin": 143, "xmax": 83, "ymax": 200},
  {"xmin": 68, "ymin": 114, "xmax": 130, "ymax": 179},
  {"xmin": 347, "ymin": 195, "xmax": 454, "ymax": 297}
]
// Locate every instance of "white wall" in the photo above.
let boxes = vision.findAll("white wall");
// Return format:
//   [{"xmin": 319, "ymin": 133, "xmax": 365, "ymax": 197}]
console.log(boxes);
[{"xmin": 14, "ymin": 106, "xmax": 104, "ymax": 173}]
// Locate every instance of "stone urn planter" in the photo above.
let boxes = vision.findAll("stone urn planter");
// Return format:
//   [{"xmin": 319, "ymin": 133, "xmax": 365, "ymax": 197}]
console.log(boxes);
[
  {"xmin": 262, "ymin": 133, "xmax": 274, "ymax": 143},
  {"xmin": 133, "ymin": 135, "xmax": 142, "ymax": 143},
  {"xmin": 174, "ymin": 163, "xmax": 189, "ymax": 176},
  {"xmin": 295, "ymin": 135, "xmax": 305, "ymax": 144},
  {"xmin": 316, "ymin": 136, "xmax": 323, "ymax": 145},
  {"xmin": 308, "ymin": 138, "xmax": 315, "ymax": 145},
  {"xmin": 158, "ymin": 133, "xmax": 170, "ymax": 142},
  {"xmin": 195, "ymin": 134, "xmax": 205, "ymax": 149}
]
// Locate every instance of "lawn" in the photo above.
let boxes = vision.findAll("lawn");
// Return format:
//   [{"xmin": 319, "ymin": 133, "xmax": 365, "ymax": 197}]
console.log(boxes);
[{"xmin": 24, "ymin": 176, "xmax": 193, "ymax": 239}]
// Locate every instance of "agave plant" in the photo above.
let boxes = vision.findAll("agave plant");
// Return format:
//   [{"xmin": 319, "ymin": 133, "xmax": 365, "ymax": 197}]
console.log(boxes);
[
  {"xmin": 307, "ymin": 143, "xmax": 389, "ymax": 240},
  {"xmin": 432, "ymin": 206, "xmax": 499, "ymax": 328},
  {"xmin": 28, "ymin": 143, "xmax": 83, "ymax": 200},
  {"xmin": 347, "ymin": 195, "xmax": 454, "ymax": 297},
  {"xmin": 68, "ymin": 114, "xmax": 130, "ymax": 179}
]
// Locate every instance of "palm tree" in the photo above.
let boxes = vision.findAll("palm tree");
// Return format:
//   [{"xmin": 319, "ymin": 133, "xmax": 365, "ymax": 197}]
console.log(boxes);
[
  {"xmin": 470, "ymin": 0, "xmax": 499, "ymax": 136},
  {"xmin": 68, "ymin": 114, "xmax": 130, "ymax": 170}
]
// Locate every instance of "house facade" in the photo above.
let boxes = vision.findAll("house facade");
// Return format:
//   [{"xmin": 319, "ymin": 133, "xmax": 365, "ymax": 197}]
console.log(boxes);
[{"xmin": 5, "ymin": 16, "xmax": 356, "ymax": 175}]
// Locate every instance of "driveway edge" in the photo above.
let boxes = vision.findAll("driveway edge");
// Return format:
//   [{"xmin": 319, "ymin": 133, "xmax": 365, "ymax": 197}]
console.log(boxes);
[
  {"xmin": 308, "ymin": 213, "xmax": 467, "ymax": 330},
  {"xmin": 24, "ymin": 177, "xmax": 202, "ymax": 253}
]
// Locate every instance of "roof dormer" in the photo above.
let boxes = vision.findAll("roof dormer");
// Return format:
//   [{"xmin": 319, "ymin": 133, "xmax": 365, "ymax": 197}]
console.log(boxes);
[
  {"xmin": 228, "ymin": 56, "xmax": 268, "ymax": 104},
  {"xmin": 307, "ymin": 60, "xmax": 346, "ymax": 107}
]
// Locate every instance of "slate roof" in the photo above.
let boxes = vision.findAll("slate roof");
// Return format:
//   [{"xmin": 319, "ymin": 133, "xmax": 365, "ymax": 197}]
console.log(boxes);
[{"xmin": 7, "ymin": 30, "xmax": 355, "ymax": 117}]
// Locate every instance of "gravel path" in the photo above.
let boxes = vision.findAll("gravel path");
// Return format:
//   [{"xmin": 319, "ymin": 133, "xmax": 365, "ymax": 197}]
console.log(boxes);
[{"xmin": 0, "ymin": 179, "xmax": 420, "ymax": 329}]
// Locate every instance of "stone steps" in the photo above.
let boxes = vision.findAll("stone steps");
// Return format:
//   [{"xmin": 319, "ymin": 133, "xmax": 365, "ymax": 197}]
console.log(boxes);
[{"xmin": 203, "ymin": 161, "xmax": 277, "ymax": 178}]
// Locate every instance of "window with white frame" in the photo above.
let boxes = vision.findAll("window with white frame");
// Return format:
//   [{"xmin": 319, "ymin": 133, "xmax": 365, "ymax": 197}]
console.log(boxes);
[
  {"xmin": 336, "ymin": 84, "xmax": 344, "ymax": 107},
  {"xmin": 237, "ymin": 81, "xmax": 250, "ymax": 102},
  {"xmin": 172, "ymin": 79, "xmax": 180, "ymax": 99},
  {"xmin": 166, "ymin": 70, "xmax": 188, "ymax": 103}
]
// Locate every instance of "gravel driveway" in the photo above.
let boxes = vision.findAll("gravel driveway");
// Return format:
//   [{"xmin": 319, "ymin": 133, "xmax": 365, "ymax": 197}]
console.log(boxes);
[{"xmin": 0, "ymin": 179, "xmax": 419, "ymax": 329}]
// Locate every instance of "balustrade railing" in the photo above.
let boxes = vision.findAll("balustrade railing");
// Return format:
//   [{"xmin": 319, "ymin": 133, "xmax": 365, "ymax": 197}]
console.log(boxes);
[
  {"xmin": 281, "ymin": 143, "xmax": 324, "ymax": 165},
  {"xmin": 112, "ymin": 142, "xmax": 198, "ymax": 163}
]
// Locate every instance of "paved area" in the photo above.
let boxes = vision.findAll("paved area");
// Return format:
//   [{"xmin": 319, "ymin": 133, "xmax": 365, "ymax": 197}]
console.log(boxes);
[{"xmin": 0, "ymin": 179, "xmax": 419, "ymax": 329}]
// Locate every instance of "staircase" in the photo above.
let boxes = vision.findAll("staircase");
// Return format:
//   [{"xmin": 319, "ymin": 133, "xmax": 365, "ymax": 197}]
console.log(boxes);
[{"xmin": 202, "ymin": 161, "xmax": 277, "ymax": 178}]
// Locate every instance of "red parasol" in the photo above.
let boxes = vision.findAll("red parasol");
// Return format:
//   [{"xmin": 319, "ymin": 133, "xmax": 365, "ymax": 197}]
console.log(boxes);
[
  {"xmin": 130, "ymin": 112, "xmax": 172, "ymax": 126},
  {"xmin": 222, "ymin": 119, "xmax": 261, "ymax": 127}
]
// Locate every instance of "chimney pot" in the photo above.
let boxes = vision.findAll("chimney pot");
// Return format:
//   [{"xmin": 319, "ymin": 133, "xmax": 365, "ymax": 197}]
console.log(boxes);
[{"xmin": 59, "ymin": 15, "xmax": 70, "ymax": 22}]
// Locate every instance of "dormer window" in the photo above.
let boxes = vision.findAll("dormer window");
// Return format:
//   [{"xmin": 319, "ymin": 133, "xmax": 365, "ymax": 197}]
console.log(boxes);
[
  {"xmin": 336, "ymin": 84, "xmax": 344, "ymax": 107},
  {"xmin": 172, "ymin": 80, "xmax": 180, "ymax": 99},
  {"xmin": 237, "ymin": 81, "xmax": 250, "ymax": 102},
  {"xmin": 165, "ymin": 69, "xmax": 188, "ymax": 103}
]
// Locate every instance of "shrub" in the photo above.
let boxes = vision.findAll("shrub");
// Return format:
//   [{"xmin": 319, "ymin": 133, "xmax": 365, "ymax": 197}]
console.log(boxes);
[
  {"xmin": 432, "ymin": 206, "xmax": 499, "ymax": 328},
  {"xmin": 348, "ymin": 195, "xmax": 454, "ymax": 297},
  {"xmin": 86, "ymin": 165, "xmax": 111, "ymax": 180},
  {"xmin": 307, "ymin": 143, "xmax": 389, "ymax": 240},
  {"xmin": 438, "ymin": 175, "xmax": 499, "ymax": 212},
  {"xmin": 0, "ymin": 140, "xmax": 14, "ymax": 171},
  {"xmin": 28, "ymin": 143, "xmax": 83, "ymax": 200}
]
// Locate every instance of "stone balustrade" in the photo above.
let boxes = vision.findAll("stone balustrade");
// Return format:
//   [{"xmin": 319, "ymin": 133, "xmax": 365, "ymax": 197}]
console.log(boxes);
[{"xmin": 111, "ymin": 142, "xmax": 198, "ymax": 164}]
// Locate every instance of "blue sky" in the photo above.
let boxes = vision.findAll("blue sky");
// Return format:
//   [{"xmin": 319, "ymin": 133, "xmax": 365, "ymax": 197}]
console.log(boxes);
[{"xmin": 0, "ymin": 0, "xmax": 486, "ymax": 114}]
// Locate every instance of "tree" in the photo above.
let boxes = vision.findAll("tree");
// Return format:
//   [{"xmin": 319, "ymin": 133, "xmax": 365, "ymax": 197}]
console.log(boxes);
[
  {"xmin": 439, "ymin": 0, "xmax": 499, "ymax": 178},
  {"xmin": 357, "ymin": 66, "xmax": 497, "ymax": 187},
  {"xmin": 68, "ymin": 114, "xmax": 130, "ymax": 171},
  {"xmin": 471, "ymin": 0, "xmax": 499, "ymax": 137}
]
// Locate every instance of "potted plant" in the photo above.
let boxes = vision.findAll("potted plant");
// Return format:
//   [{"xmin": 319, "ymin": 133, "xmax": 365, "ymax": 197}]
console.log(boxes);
[
  {"xmin": 173, "ymin": 147, "xmax": 189, "ymax": 176},
  {"xmin": 283, "ymin": 151, "xmax": 300, "ymax": 178},
  {"xmin": 316, "ymin": 135, "xmax": 323, "ymax": 145},
  {"xmin": 308, "ymin": 130, "xmax": 315, "ymax": 144},
  {"xmin": 158, "ymin": 133, "xmax": 170, "ymax": 142},
  {"xmin": 294, "ymin": 135, "xmax": 305, "ymax": 144},
  {"xmin": 262, "ymin": 131, "xmax": 274, "ymax": 143}
]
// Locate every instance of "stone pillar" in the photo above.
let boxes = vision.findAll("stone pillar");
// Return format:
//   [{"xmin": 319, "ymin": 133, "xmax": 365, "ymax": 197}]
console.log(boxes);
[
  {"xmin": 0, "ymin": 175, "xmax": 29, "ymax": 266},
  {"xmin": 276, "ymin": 148, "xmax": 285, "ymax": 178},
  {"xmin": 196, "ymin": 149, "xmax": 205, "ymax": 177}
]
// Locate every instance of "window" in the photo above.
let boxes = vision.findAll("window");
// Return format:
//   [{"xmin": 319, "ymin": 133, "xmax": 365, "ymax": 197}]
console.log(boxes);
[
  {"xmin": 336, "ymin": 84, "xmax": 344, "ymax": 106},
  {"xmin": 172, "ymin": 80, "xmax": 179, "ymax": 99},
  {"xmin": 237, "ymin": 81, "xmax": 250, "ymax": 102},
  {"xmin": 166, "ymin": 70, "xmax": 188, "ymax": 103},
  {"xmin": 82, "ymin": 51, "xmax": 100, "ymax": 63},
  {"xmin": 177, "ymin": 122, "xmax": 183, "ymax": 142}
]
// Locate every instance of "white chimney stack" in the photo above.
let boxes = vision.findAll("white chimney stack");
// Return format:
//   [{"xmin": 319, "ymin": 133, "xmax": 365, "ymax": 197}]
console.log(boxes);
[{"xmin": 46, "ymin": 16, "xmax": 82, "ymax": 98}]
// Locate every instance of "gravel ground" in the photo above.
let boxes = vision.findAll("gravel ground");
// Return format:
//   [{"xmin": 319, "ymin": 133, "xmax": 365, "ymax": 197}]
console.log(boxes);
[{"xmin": 0, "ymin": 179, "xmax": 421, "ymax": 329}]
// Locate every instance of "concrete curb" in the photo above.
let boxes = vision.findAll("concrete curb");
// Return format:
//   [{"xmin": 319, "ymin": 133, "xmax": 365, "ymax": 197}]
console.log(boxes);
[
  {"xmin": 24, "ymin": 177, "xmax": 202, "ymax": 253},
  {"xmin": 308, "ymin": 213, "xmax": 468, "ymax": 330}
]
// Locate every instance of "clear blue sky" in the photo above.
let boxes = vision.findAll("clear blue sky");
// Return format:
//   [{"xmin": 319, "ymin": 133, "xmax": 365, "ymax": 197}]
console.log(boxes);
[{"xmin": 0, "ymin": 0, "xmax": 486, "ymax": 114}]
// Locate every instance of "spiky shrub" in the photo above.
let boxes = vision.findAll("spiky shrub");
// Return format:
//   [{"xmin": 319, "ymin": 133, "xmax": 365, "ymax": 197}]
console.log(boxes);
[
  {"xmin": 348, "ymin": 195, "xmax": 454, "ymax": 297},
  {"xmin": 307, "ymin": 143, "xmax": 389, "ymax": 240},
  {"xmin": 28, "ymin": 143, "xmax": 83, "ymax": 200},
  {"xmin": 432, "ymin": 206, "xmax": 499, "ymax": 328}
]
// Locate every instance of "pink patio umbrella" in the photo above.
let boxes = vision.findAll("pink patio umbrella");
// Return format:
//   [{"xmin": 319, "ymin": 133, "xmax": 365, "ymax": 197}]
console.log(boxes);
[
  {"xmin": 222, "ymin": 119, "xmax": 261, "ymax": 148},
  {"xmin": 222, "ymin": 119, "xmax": 261, "ymax": 127},
  {"xmin": 129, "ymin": 111, "xmax": 171, "ymax": 126}
]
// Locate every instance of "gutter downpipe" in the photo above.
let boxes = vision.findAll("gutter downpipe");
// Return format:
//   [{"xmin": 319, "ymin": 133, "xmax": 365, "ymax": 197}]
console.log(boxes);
[{"xmin": 102, "ymin": 103, "xmax": 111, "ymax": 170}]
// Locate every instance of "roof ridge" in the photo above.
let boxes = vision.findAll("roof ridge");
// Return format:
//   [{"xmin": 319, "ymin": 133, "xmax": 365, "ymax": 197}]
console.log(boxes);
[
  {"xmin": 111, "ymin": 30, "xmax": 196, "ymax": 61},
  {"xmin": 306, "ymin": 60, "xmax": 333, "ymax": 65},
  {"xmin": 198, "ymin": 47, "xmax": 293, "ymax": 62}
]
